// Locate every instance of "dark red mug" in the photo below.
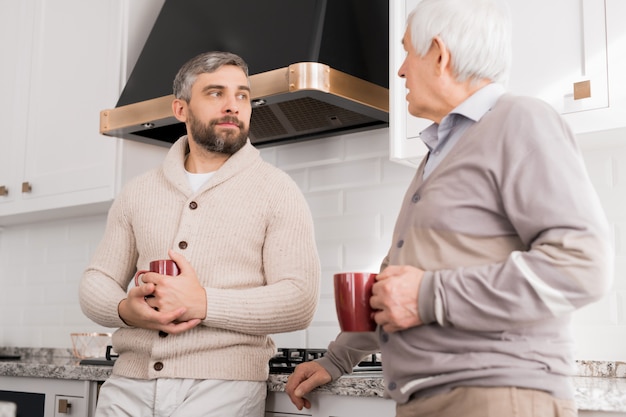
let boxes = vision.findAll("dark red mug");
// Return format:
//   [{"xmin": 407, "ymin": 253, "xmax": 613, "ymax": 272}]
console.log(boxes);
[
  {"xmin": 134, "ymin": 259, "xmax": 179, "ymax": 286},
  {"xmin": 334, "ymin": 272, "xmax": 377, "ymax": 332}
]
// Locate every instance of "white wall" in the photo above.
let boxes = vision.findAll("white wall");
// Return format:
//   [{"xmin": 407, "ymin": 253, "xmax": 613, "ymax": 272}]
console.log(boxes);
[{"xmin": 0, "ymin": 127, "xmax": 624, "ymax": 361}]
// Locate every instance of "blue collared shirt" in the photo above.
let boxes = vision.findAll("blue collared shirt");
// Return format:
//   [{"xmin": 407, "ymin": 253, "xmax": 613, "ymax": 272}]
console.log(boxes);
[{"xmin": 420, "ymin": 83, "xmax": 506, "ymax": 179}]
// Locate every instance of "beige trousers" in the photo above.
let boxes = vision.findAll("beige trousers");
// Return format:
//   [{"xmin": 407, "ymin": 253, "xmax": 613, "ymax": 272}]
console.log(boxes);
[
  {"xmin": 396, "ymin": 387, "xmax": 577, "ymax": 417},
  {"xmin": 95, "ymin": 375, "xmax": 266, "ymax": 417}
]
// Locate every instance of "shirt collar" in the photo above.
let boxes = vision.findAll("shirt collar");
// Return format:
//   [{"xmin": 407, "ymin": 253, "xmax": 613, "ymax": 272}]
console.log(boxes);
[
  {"xmin": 419, "ymin": 83, "xmax": 506, "ymax": 150},
  {"xmin": 452, "ymin": 82, "xmax": 506, "ymax": 122}
]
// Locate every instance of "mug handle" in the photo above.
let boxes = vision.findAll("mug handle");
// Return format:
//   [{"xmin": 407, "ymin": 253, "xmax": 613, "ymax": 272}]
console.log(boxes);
[{"xmin": 134, "ymin": 270, "xmax": 150, "ymax": 286}]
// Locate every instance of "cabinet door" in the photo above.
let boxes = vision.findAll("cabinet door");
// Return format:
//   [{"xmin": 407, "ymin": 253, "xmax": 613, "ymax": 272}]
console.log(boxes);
[
  {"xmin": 266, "ymin": 391, "xmax": 395, "ymax": 417},
  {"xmin": 507, "ymin": 0, "xmax": 608, "ymax": 117},
  {"xmin": 389, "ymin": 0, "xmax": 429, "ymax": 167},
  {"xmin": 317, "ymin": 392, "xmax": 395, "ymax": 417},
  {"xmin": 0, "ymin": 0, "xmax": 124, "ymax": 220},
  {"xmin": 0, "ymin": 2, "xmax": 29, "ymax": 205},
  {"xmin": 0, "ymin": 376, "xmax": 97, "ymax": 417},
  {"xmin": 265, "ymin": 392, "xmax": 313, "ymax": 416},
  {"xmin": 54, "ymin": 395, "xmax": 87, "ymax": 417},
  {"xmin": 20, "ymin": 0, "xmax": 123, "ymax": 204}
]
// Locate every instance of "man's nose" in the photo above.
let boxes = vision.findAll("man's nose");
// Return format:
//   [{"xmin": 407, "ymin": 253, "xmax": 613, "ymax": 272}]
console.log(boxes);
[
  {"xmin": 397, "ymin": 61, "xmax": 407, "ymax": 78},
  {"xmin": 224, "ymin": 97, "xmax": 239, "ymax": 114}
]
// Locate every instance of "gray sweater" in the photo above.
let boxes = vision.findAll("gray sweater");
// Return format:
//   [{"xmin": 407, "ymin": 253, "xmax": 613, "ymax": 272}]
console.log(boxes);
[
  {"xmin": 318, "ymin": 93, "xmax": 613, "ymax": 403},
  {"xmin": 80, "ymin": 137, "xmax": 321, "ymax": 382}
]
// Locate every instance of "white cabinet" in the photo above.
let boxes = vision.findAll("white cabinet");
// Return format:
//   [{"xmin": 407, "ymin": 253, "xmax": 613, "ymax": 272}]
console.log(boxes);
[
  {"xmin": 390, "ymin": 0, "xmax": 626, "ymax": 166},
  {"xmin": 508, "ymin": 0, "xmax": 608, "ymax": 116},
  {"xmin": 388, "ymin": 0, "xmax": 430, "ymax": 167},
  {"xmin": 0, "ymin": 376, "xmax": 97, "ymax": 417},
  {"xmin": 265, "ymin": 391, "xmax": 395, "ymax": 417},
  {"xmin": 0, "ymin": 0, "xmax": 167, "ymax": 226},
  {"xmin": 0, "ymin": 2, "xmax": 27, "ymax": 212},
  {"xmin": 0, "ymin": 0, "xmax": 121, "ymax": 222}
]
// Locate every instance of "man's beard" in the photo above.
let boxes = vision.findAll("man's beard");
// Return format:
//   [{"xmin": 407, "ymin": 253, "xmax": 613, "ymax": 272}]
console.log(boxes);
[{"xmin": 188, "ymin": 110, "xmax": 248, "ymax": 155}]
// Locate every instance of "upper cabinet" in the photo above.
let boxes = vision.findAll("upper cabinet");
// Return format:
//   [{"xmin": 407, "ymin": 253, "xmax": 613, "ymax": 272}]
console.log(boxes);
[
  {"xmin": 390, "ymin": 0, "xmax": 626, "ymax": 166},
  {"xmin": 389, "ymin": 0, "xmax": 430, "ymax": 167},
  {"xmin": 0, "ymin": 3, "xmax": 23, "ymax": 203},
  {"xmin": 0, "ymin": 0, "xmax": 166, "ymax": 225}
]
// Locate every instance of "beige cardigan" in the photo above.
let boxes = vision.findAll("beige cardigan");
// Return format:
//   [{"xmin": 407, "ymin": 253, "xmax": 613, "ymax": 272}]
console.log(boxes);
[{"xmin": 79, "ymin": 137, "xmax": 320, "ymax": 381}]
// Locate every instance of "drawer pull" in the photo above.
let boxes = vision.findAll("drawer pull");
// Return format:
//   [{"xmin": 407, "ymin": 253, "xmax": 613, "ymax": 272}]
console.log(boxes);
[
  {"xmin": 21, "ymin": 182, "xmax": 32, "ymax": 193},
  {"xmin": 573, "ymin": 80, "xmax": 591, "ymax": 100},
  {"xmin": 0, "ymin": 185, "xmax": 7, "ymax": 196},
  {"xmin": 58, "ymin": 398, "xmax": 72, "ymax": 413}
]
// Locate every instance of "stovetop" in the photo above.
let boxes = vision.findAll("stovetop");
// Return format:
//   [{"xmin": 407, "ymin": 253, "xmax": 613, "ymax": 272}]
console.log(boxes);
[
  {"xmin": 78, "ymin": 345, "xmax": 118, "ymax": 366},
  {"xmin": 269, "ymin": 348, "xmax": 382, "ymax": 374},
  {"xmin": 79, "ymin": 346, "xmax": 383, "ymax": 373}
]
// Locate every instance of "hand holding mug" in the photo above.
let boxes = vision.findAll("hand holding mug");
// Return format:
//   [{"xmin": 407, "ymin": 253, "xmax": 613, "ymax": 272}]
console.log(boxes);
[
  {"xmin": 371, "ymin": 265, "xmax": 424, "ymax": 333},
  {"xmin": 119, "ymin": 252, "xmax": 203, "ymax": 334},
  {"xmin": 139, "ymin": 250, "xmax": 208, "ymax": 322},
  {"xmin": 134, "ymin": 259, "xmax": 180, "ymax": 312},
  {"xmin": 134, "ymin": 259, "xmax": 180, "ymax": 286}
]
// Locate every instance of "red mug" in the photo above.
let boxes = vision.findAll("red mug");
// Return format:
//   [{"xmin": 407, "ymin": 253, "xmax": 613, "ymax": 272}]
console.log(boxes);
[
  {"xmin": 334, "ymin": 272, "xmax": 377, "ymax": 332},
  {"xmin": 134, "ymin": 259, "xmax": 180, "ymax": 286}
]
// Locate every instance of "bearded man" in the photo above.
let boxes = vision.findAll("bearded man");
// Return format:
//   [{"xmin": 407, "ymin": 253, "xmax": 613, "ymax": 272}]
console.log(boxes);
[{"xmin": 79, "ymin": 51, "xmax": 321, "ymax": 417}]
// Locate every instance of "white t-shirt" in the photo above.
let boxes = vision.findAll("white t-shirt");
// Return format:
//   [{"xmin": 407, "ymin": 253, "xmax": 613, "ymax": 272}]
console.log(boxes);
[{"xmin": 186, "ymin": 170, "xmax": 214, "ymax": 193}]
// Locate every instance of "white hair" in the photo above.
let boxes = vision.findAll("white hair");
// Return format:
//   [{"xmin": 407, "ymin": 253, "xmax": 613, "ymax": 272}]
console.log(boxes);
[{"xmin": 407, "ymin": 0, "xmax": 512, "ymax": 85}]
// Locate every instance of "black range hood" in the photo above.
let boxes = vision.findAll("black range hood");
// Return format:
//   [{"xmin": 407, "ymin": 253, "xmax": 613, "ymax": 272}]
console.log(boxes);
[{"xmin": 100, "ymin": 0, "xmax": 389, "ymax": 148}]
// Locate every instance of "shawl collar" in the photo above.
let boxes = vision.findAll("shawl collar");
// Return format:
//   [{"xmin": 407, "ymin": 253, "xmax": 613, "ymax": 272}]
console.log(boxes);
[{"xmin": 162, "ymin": 136, "xmax": 261, "ymax": 197}]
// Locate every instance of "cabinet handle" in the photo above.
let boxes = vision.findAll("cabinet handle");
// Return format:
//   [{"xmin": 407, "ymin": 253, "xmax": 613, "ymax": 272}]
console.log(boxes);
[
  {"xmin": 573, "ymin": 80, "xmax": 591, "ymax": 100},
  {"xmin": 21, "ymin": 182, "xmax": 32, "ymax": 193},
  {"xmin": 58, "ymin": 398, "xmax": 72, "ymax": 413},
  {"xmin": 0, "ymin": 185, "xmax": 7, "ymax": 196}
]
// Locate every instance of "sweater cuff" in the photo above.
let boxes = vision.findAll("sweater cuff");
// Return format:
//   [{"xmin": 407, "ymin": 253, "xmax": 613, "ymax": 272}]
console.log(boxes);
[
  {"xmin": 418, "ymin": 271, "xmax": 437, "ymax": 325},
  {"xmin": 116, "ymin": 298, "xmax": 133, "ymax": 328},
  {"xmin": 315, "ymin": 356, "xmax": 347, "ymax": 381}
]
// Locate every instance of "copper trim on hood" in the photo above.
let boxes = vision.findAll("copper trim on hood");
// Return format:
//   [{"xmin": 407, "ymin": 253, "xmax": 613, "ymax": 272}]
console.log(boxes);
[
  {"xmin": 101, "ymin": 0, "xmax": 389, "ymax": 147},
  {"xmin": 100, "ymin": 62, "xmax": 389, "ymax": 147}
]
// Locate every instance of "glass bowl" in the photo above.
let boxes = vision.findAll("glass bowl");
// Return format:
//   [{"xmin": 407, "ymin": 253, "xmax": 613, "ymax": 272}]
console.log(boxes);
[{"xmin": 70, "ymin": 332, "xmax": 112, "ymax": 359}]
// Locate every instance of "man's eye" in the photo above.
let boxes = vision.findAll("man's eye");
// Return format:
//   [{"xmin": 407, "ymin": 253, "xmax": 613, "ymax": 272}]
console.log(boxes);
[{"xmin": 237, "ymin": 93, "xmax": 250, "ymax": 100}]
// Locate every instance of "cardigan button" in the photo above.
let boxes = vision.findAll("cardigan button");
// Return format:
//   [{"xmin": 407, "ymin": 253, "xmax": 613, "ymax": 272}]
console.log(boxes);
[
  {"xmin": 154, "ymin": 362, "xmax": 164, "ymax": 371},
  {"xmin": 158, "ymin": 331, "xmax": 168, "ymax": 338},
  {"xmin": 178, "ymin": 241, "xmax": 188, "ymax": 249},
  {"xmin": 189, "ymin": 201, "xmax": 198, "ymax": 210}
]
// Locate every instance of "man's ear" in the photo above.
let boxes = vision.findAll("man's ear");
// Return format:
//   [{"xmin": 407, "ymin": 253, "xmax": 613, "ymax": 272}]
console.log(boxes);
[
  {"xmin": 432, "ymin": 36, "xmax": 451, "ymax": 75},
  {"xmin": 172, "ymin": 98, "xmax": 187, "ymax": 123}
]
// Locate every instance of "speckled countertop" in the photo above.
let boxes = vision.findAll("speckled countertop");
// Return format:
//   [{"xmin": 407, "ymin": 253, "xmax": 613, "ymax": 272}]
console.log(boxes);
[{"xmin": 1, "ymin": 348, "xmax": 625, "ymax": 412}]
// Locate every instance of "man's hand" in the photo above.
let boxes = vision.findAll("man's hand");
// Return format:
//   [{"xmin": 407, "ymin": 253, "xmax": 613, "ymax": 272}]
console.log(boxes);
[
  {"xmin": 139, "ymin": 250, "xmax": 207, "ymax": 322},
  {"xmin": 285, "ymin": 361, "xmax": 332, "ymax": 410},
  {"xmin": 371, "ymin": 265, "xmax": 425, "ymax": 332},
  {"xmin": 118, "ymin": 284, "xmax": 201, "ymax": 334},
  {"xmin": 119, "ymin": 250, "xmax": 207, "ymax": 333}
]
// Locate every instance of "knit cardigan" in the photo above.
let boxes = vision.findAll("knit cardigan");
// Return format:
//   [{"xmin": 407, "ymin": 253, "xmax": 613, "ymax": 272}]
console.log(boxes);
[
  {"xmin": 317, "ymin": 93, "xmax": 613, "ymax": 403},
  {"xmin": 79, "ymin": 137, "xmax": 321, "ymax": 381}
]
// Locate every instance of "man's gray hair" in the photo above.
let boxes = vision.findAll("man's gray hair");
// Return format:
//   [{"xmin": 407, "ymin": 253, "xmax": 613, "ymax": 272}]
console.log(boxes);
[
  {"xmin": 173, "ymin": 51, "xmax": 250, "ymax": 102},
  {"xmin": 407, "ymin": 0, "xmax": 512, "ymax": 85}
]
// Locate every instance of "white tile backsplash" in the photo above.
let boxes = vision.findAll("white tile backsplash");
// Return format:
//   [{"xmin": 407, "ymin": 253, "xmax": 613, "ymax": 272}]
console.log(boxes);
[
  {"xmin": 1, "ymin": 127, "xmax": 625, "ymax": 361},
  {"xmin": 304, "ymin": 190, "xmax": 343, "ymax": 217},
  {"xmin": 308, "ymin": 158, "xmax": 381, "ymax": 191}
]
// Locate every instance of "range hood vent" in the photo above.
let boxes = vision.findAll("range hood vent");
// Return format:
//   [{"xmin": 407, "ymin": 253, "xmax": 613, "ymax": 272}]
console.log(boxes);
[{"xmin": 100, "ymin": 0, "xmax": 389, "ymax": 148}]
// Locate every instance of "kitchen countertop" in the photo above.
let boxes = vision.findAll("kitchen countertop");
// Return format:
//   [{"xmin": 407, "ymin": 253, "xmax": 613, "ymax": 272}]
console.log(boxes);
[{"xmin": 1, "ymin": 347, "xmax": 625, "ymax": 413}]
